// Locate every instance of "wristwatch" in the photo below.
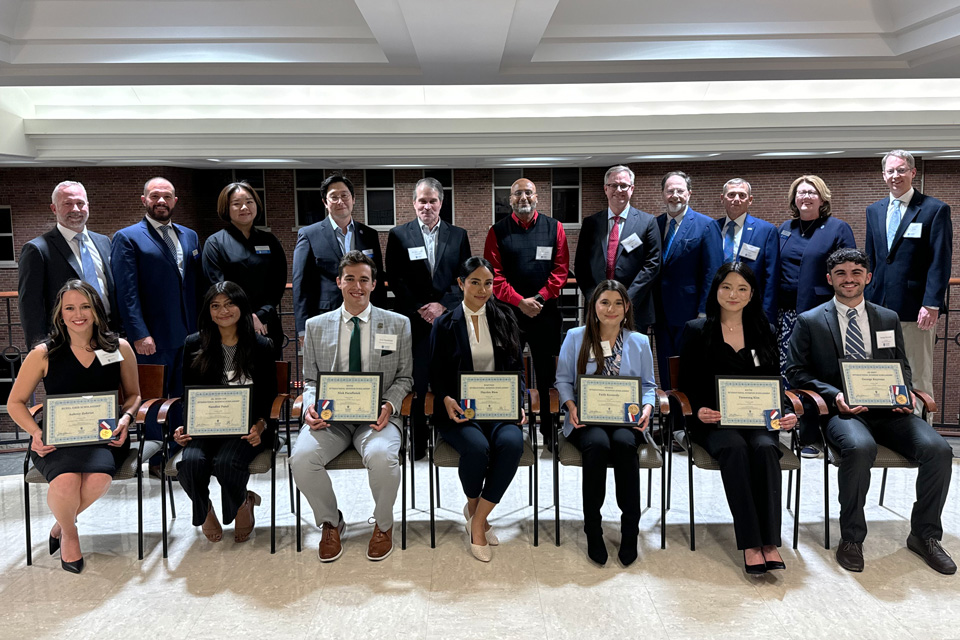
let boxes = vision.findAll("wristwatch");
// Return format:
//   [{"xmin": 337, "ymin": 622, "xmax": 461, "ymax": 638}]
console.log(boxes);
[{"xmin": 533, "ymin": 294, "xmax": 545, "ymax": 305}]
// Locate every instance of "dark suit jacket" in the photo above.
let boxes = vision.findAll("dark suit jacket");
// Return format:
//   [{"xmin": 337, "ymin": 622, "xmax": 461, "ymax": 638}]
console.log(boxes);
[
  {"xmin": 864, "ymin": 191, "xmax": 953, "ymax": 320},
  {"xmin": 291, "ymin": 217, "xmax": 385, "ymax": 334},
  {"xmin": 654, "ymin": 208, "xmax": 723, "ymax": 328},
  {"xmin": 716, "ymin": 213, "xmax": 780, "ymax": 324},
  {"xmin": 110, "ymin": 218, "xmax": 202, "ymax": 349},
  {"xmin": 574, "ymin": 206, "xmax": 661, "ymax": 327},
  {"xmin": 777, "ymin": 216, "xmax": 856, "ymax": 314},
  {"xmin": 428, "ymin": 304, "xmax": 525, "ymax": 427},
  {"xmin": 785, "ymin": 299, "xmax": 912, "ymax": 411},
  {"xmin": 18, "ymin": 226, "xmax": 116, "ymax": 348}
]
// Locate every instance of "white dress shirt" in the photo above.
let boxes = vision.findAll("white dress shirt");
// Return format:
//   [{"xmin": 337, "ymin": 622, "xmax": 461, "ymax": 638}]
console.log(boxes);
[
  {"xmin": 145, "ymin": 215, "xmax": 184, "ymax": 275},
  {"xmin": 722, "ymin": 212, "xmax": 747, "ymax": 257},
  {"xmin": 420, "ymin": 219, "xmax": 440, "ymax": 274},
  {"xmin": 462, "ymin": 302, "xmax": 494, "ymax": 372},
  {"xmin": 834, "ymin": 297, "xmax": 872, "ymax": 359},
  {"xmin": 330, "ymin": 215, "xmax": 355, "ymax": 255},
  {"xmin": 57, "ymin": 223, "xmax": 110, "ymax": 315},
  {"xmin": 337, "ymin": 303, "xmax": 372, "ymax": 371},
  {"xmin": 886, "ymin": 187, "xmax": 914, "ymax": 236}
]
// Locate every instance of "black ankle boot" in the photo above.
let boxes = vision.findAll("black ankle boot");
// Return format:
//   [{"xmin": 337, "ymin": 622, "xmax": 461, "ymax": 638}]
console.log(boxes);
[
  {"xmin": 585, "ymin": 529, "xmax": 607, "ymax": 566},
  {"xmin": 618, "ymin": 532, "xmax": 638, "ymax": 566}
]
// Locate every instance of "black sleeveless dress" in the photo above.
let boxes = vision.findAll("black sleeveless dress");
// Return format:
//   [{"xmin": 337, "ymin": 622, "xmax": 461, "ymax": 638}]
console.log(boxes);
[{"xmin": 31, "ymin": 345, "xmax": 131, "ymax": 482}]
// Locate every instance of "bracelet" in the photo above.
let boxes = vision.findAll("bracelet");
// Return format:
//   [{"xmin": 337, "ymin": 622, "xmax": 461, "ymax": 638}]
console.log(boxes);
[{"xmin": 122, "ymin": 411, "xmax": 134, "ymax": 422}]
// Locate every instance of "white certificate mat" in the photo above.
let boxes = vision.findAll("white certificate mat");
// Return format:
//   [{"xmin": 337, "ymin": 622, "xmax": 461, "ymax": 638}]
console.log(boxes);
[
  {"xmin": 458, "ymin": 372, "xmax": 521, "ymax": 421},
  {"xmin": 840, "ymin": 359, "xmax": 906, "ymax": 407},
  {"xmin": 317, "ymin": 373, "xmax": 383, "ymax": 422},
  {"xmin": 43, "ymin": 391, "xmax": 119, "ymax": 447},
  {"xmin": 184, "ymin": 385, "xmax": 251, "ymax": 437},
  {"xmin": 577, "ymin": 375, "xmax": 642, "ymax": 425},
  {"xmin": 716, "ymin": 377, "xmax": 783, "ymax": 428}
]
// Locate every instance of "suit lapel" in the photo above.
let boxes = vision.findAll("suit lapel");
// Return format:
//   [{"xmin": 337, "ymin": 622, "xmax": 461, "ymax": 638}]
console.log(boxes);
[
  {"xmin": 737, "ymin": 215, "xmax": 756, "ymax": 260},
  {"xmin": 46, "ymin": 229, "xmax": 82, "ymax": 277},
  {"xmin": 665, "ymin": 213, "xmax": 693, "ymax": 263},
  {"xmin": 142, "ymin": 218, "xmax": 179, "ymax": 272},
  {"xmin": 453, "ymin": 306, "xmax": 475, "ymax": 371},
  {"xmin": 325, "ymin": 313, "xmax": 340, "ymax": 371},
  {"xmin": 404, "ymin": 222, "xmax": 431, "ymax": 281},
  {"xmin": 889, "ymin": 192, "xmax": 921, "ymax": 254},
  {"xmin": 432, "ymin": 221, "xmax": 449, "ymax": 286},
  {"xmin": 322, "ymin": 219, "xmax": 344, "ymax": 260},
  {"xmin": 824, "ymin": 304, "xmax": 843, "ymax": 357}
]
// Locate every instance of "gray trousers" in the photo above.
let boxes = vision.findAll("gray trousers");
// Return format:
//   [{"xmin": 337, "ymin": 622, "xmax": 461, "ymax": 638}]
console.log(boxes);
[{"xmin": 290, "ymin": 421, "xmax": 401, "ymax": 531}]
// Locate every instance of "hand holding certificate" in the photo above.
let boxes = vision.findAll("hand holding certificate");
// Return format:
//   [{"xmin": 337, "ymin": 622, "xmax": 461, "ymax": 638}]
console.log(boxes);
[
  {"xmin": 715, "ymin": 377, "xmax": 783, "ymax": 429},
  {"xmin": 42, "ymin": 392, "xmax": 120, "ymax": 447},
  {"xmin": 577, "ymin": 376, "xmax": 647, "ymax": 427},
  {"xmin": 840, "ymin": 360, "xmax": 909, "ymax": 409}
]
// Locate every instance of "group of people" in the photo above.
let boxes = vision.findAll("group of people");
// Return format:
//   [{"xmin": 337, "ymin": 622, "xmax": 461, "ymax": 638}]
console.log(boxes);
[{"xmin": 8, "ymin": 148, "xmax": 955, "ymax": 577}]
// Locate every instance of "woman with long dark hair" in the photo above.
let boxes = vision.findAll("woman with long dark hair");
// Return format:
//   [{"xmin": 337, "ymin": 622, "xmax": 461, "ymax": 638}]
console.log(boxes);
[
  {"xmin": 429, "ymin": 256, "xmax": 526, "ymax": 562},
  {"xmin": 678, "ymin": 262, "xmax": 798, "ymax": 575},
  {"xmin": 172, "ymin": 281, "xmax": 277, "ymax": 543},
  {"xmin": 554, "ymin": 280, "xmax": 657, "ymax": 567},
  {"xmin": 8, "ymin": 280, "xmax": 141, "ymax": 573}
]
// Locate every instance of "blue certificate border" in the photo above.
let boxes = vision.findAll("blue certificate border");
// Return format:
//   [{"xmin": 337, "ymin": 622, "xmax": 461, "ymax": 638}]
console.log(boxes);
[
  {"xmin": 317, "ymin": 372, "xmax": 383, "ymax": 422},
  {"xmin": 458, "ymin": 372, "xmax": 521, "ymax": 422},
  {"xmin": 184, "ymin": 385, "xmax": 252, "ymax": 437},
  {"xmin": 577, "ymin": 375, "xmax": 642, "ymax": 425},
  {"xmin": 839, "ymin": 359, "xmax": 906, "ymax": 407},
  {"xmin": 43, "ymin": 391, "xmax": 119, "ymax": 447},
  {"xmin": 715, "ymin": 376, "xmax": 783, "ymax": 428}
]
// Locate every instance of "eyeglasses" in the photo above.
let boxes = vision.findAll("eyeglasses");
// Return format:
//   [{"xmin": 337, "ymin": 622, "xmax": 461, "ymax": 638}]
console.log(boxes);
[
  {"xmin": 511, "ymin": 190, "xmax": 535, "ymax": 198},
  {"xmin": 326, "ymin": 193, "xmax": 352, "ymax": 203},
  {"xmin": 795, "ymin": 190, "xmax": 820, "ymax": 198},
  {"xmin": 605, "ymin": 183, "xmax": 633, "ymax": 191},
  {"xmin": 883, "ymin": 167, "xmax": 913, "ymax": 177}
]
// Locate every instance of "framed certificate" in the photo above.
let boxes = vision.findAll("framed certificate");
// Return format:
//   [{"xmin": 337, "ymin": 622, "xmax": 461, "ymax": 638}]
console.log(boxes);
[
  {"xmin": 458, "ymin": 372, "xmax": 521, "ymax": 422},
  {"xmin": 716, "ymin": 377, "xmax": 783, "ymax": 428},
  {"xmin": 43, "ymin": 391, "xmax": 119, "ymax": 447},
  {"xmin": 317, "ymin": 373, "xmax": 383, "ymax": 422},
  {"xmin": 184, "ymin": 385, "xmax": 251, "ymax": 437},
  {"xmin": 840, "ymin": 359, "xmax": 907, "ymax": 408},
  {"xmin": 577, "ymin": 375, "xmax": 643, "ymax": 425}
]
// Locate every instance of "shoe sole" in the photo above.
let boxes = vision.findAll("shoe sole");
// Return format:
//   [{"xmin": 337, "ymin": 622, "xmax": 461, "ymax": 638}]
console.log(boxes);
[
  {"xmin": 319, "ymin": 522, "xmax": 346, "ymax": 562},
  {"xmin": 366, "ymin": 545, "xmax": 393, "ymax": 561},
  {"xmin": 836, "ymin": 559, "xmax": 863, "ymax": 572}
]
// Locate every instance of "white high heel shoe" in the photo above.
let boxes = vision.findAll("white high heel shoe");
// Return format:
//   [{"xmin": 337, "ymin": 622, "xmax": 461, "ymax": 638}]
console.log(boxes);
[
  {"xmin": 463, "ymin": 503, "xmax": 499, "ymax": 546},
  {"xmin": 463, "ymin": 503, "xmax": 491, "ymax": 562}
]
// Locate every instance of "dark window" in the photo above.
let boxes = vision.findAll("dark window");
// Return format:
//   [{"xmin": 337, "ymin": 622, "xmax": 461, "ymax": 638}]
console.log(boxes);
[
  {"xmin": 493, "ymin": 168, "xmax": 523, "ymax": 223},
  {"xmin": 295, "ymin": 170, "xmax": 328, "ymax": 226},
  {"xmin": 552, "ymin": 168, "xmax": 581, "ymax": 224},
  {"xmin": 424, "ymin": 169, "xmax": 454, "ymax": 224},
  {"xmin": 364, "ymin": 170, "xmax": 395, "ymax": 226}
]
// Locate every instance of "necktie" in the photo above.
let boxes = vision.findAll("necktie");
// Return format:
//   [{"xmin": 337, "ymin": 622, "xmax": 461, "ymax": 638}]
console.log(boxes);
[
  {"xmin": 349, "ymin": 317, "xmax": 362, "ymax": 372},
  {"xmin": 74, "ymin": 233, "xmax": 103, "ymax": 297},
  {"xmin": 160, "ymin": 225, "xmax": 182, "ymax": 276},
  {"xmin": 723, "ymin": 220, "xmax": 737, "ymax": 263},
  {"xmin": 844, "ymin": 307, "xmax": 867, "ymax": 360},
  {"xmin": 886, "ymin": 199, "xmax": 901, "ymax": 250},
  {"xmin": 664, "ymin": 217, "xmax": 678, "ymax": 258},
  {"xmin": 606, "ymin": 216, "xmax": 621, "ymax": 279}
]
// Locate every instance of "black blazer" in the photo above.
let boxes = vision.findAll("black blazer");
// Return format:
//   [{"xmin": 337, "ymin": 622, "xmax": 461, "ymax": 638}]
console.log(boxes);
[
  {"xmin": 574, "ymin": 206, "xmax": 661, "ymax": 327},
  {"xmin": 428, "ymin": 304, "xmax": 525, "ymax": 427},
  {"xmin": 785, "ymin": 299, "xmax": 911, "ymax": 410},
  {"xmin": 182, "ymin": 333, "xmax": 278, "ymax": 428},
  {"xmin": 18, "ymin": 226, "xmax": 116, "ymax": 348}
]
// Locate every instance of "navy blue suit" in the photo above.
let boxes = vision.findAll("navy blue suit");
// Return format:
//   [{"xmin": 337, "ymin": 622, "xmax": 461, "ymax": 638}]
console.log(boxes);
[
  {"xmin": 777, "ymin": 216, "xmax": 856, "ymax": 314},
  {"xmin": 717, "ymin": 214, "xmax": 780, "ymax": 324},
  {"xmin": 653, "ymin": 208, "xmax": 723, "ymax": 387}
]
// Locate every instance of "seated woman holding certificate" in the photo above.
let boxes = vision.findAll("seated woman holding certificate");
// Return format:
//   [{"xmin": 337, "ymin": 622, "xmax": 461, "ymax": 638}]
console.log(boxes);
[
  {"xmin": 677, "ymin": 262, "xmax": 797, "ymax": 575},
  {"xmin": 554, "ymin": 280, "xmax": 656, "ymax": 567},
  {"xmin": 7, "ymin": 280, "xmax": 141, "ymax": 574},
  {"xmin": 172, "ymin": 281, "xmax": 277, "ymax": 543},
  {"xmin": 429, "ymin": 256, "xmax": 526, "ymax": 563}
]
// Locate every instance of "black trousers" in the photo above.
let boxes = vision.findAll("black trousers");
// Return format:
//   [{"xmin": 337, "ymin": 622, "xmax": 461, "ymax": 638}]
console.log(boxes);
[
  {"xmin": 690, "ymin": 426, "xmax": 782, "ymax": 549},
  {"xmin": 826, "ymin": 411, "xmax": 952, "ymax": 543},
  {"xmin": 177, "ymin": 432, "xmax": 269, "ymax": 526},
  {"xmin": 515, "ymin": 305, "xmax": 562, "ymax": 436},
  {"xmin": 410, "ymin": 318, "xmax": 432, "ymax": 457},
  {"xmin": 568, "ymin": 425, "xmax": 642, "ymax": 534}
]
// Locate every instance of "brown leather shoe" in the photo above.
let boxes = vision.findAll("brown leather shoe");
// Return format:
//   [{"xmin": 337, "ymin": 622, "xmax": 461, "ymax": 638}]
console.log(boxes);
[
  {"xmin": 319, "ymin": 511, "xmax": 346, "ymax": 562},
  {"xmin": 366, "ymin": 524, "xmax": 394, "ymax": 561},
  {"xmin": 907, "ymin": 534, "xmax": 958, "ymax": 575}
]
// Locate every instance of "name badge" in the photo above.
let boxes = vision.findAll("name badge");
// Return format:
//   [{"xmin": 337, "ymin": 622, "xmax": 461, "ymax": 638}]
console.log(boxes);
[
  {"xmin": 536, "ymin": 246, "xmax": 552, "ymax": 260},
  {"xmin": 408, "ymin": 246, "xmax": 427, "ymax": 261},
  {"xmin": 876, "ymin": 330, "xmax": 896, "ymax": 349},
  {"xmin": 192, "ymin": 249, "xmax": 199, "ymax": 256},
  {"xmin": 903, "ymin": 222, "xmax": 923, "ymax": 239},
  {"xmin": 95, "ymin": 349, "xmax": 123, "ymax": 365},
  {"xmin": 601, "ymin": 341, "xmax": 613, "ymax": 358},
  {"xmin": 780, "ymin": 230, "xmax": 791, "ymax": 238},
  {"xmin": 362, "ymin": 249, "xmax": 375, "ymax": 258},
  {"xmin": 620, "ymin": 233, "xmax": 642, "ymax": 253},
  {"xmin": 255, "ymin": 245, "xmax": 271, "ymax": 255},
  {"xmin": 739, "ymin": 243, "xmax": 761, "ymax": 261},
  {"xmin": 375, "ymin": 333, "xmax": 398, "ymax": 351}
]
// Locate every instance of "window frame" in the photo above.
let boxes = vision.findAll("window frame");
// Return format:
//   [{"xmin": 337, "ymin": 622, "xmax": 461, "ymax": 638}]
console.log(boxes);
[
  {"xmin": 0, "ymin": 205, "xmax": 15, "ymax": 267},
  {"xmin": 551, "ymin": 167, "xmax": 582, "ymax": 229},
  {"xmin": 293, "ymin": 169, "xmax": 328, "ymax": 229},
  {"xmin": 364, "ymin": 169, "xmax": 396, "ymax": 230}
]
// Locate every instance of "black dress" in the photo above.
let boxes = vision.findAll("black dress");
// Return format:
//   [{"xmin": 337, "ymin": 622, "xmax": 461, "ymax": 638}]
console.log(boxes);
[{"xmin": 32, "ymin": 345, "xmax": 130, "ymax": 482}]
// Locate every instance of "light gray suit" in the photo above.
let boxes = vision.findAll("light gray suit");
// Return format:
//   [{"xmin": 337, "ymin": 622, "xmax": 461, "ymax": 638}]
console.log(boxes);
[{"xmin": 290, "ymin": 305, "xmax": 413, "ymax": 531}]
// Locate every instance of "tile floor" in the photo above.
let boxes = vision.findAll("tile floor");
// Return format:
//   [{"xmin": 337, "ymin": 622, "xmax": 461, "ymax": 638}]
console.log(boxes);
[{"xmin": 1, "ymin": 446, "xmax": 959, "ymax": 640}]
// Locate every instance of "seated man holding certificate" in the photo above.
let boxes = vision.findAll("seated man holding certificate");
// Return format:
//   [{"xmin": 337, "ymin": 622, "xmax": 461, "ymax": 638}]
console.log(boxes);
[
  {"xmin": 172, "ymin": 282, "xmax": 277, "ymax": 543},
  {"xmin": 7, "ymin": 280, "xmax": 141, "ymax": 574},
  {"xmin": 429, "ymin": 256, "xmax": 526, "ymax": 563},
  {"xmin": 786, "ymin": 248, "xmax": 954, "ymax": 574},
  {"xmin": 290, "ymin": 250, "xmax": 413, "ymax": 562},
  {"xmin": 555, "ymin": 280, "xmax": 657, "ymax": 567},
  {"xmin": 678, "ymin": 262, "xmax": 797, "ymax": 576}
]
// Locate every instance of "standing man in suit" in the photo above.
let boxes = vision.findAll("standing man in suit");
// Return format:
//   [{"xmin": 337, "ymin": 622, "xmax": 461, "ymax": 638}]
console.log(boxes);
[
  {"xmin": 484, "ymin": 178, "xmax": 569, "ymax": 440},
  {"xmin": 292, "ymin": 174, "xmax": 385, "ymax": 341},
  {"xmin": 385, "ymin": 177, "xmax": 471, "ymax": 459},
  {"xmin": 717, "ymin": 178, "xmax": 779, "ymax": 324},
  {"xmin": 786, "ymin": 248, "xmax": 954, "ymax": 574},
  {"xmin": 865, "ymin": 150, "xmax": 953, "ymax": 406},
  {"xmin": 111, "ymin": 177, "xmax": 202, "ymax": 470},
  {"xmin": 574, "ymin": 165, "xmax": 660, "ymax": 331},
  {"xmin": 290, "ymin": 250, "xmax": 413, "ymax": 562},
  {"xmin": 18, "ymin": 181, "xmax": 116, "ymax": 348},
  {"xmin": 652, "ymin": 171, "xmax": 723, "ymax": 389}
]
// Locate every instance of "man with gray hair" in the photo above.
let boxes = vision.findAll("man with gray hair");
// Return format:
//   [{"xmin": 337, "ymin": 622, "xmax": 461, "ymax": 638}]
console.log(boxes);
[{"xmin": 18, "ymin": 180, "xmax": 116, "ymax": 348}]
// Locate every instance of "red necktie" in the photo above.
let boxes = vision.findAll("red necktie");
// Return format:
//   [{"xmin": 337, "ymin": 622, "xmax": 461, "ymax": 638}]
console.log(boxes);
[{"xmin": 606, "ymin": 216, "xmax": 621, "ymax": 279}]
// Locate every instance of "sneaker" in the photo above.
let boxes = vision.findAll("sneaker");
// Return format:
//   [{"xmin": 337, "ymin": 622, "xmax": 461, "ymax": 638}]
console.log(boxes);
[
  {"xmin": 318, "ymin": 511, "xmax": 346, "ymax": 562},
  {"xmin": 801, "ymin": 445, "xmax": 821, "ymax": 459}
]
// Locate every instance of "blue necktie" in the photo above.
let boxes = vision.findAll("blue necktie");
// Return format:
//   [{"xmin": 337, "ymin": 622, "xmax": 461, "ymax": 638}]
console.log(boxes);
[
  {"xmin": 886, "ymin": 199, "xmax": 901, "ymax": 250},
  {"xmin": 74, "ymin": 233, "xmax": 103, "ymax": 297},
  {"xmin": 844, "ymin": 308, "xmax": 867, "ymax": 360},
  {"xmin": 722, "ymin": 220, "xmax": 737, "ymax": 263},
  {"xmin": 664, "ymin": 217, "xmax": 677, "ymax": 258}
]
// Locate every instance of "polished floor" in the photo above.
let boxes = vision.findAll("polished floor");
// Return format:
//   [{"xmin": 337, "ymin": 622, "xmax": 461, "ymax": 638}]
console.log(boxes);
[{"xmin": 1, "ymin": 444, "xmax": 959, "ymax": 640}]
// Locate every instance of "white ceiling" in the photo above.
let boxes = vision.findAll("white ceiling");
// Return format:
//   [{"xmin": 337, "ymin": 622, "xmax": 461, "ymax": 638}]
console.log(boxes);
[{"xmin": 2, "ymin": 0, "xmax": 960, "ymax": 168}]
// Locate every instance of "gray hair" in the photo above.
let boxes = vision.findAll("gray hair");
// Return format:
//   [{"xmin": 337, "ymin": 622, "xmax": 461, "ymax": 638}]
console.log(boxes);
[
  {"xmin": 413, "ymin": 177, "xmax": 444, "ymax": 202},
  {"xmin": 661, "ymin": 170, "xmax": 691, "ymax": 191},
  {"xmin": 51, "ymin": 181, "xmax": 86, "ymax": 204},
  {"xmin": 882, "ymin": 149, "xmax": 915, "ymax": 170},
  {"xmin": 722, "ymin": 178, "xmax": 752, "ymax": 196},
  {"xmin": 604, "ymin": 165, "xmax": 635, "ymax": 185}
]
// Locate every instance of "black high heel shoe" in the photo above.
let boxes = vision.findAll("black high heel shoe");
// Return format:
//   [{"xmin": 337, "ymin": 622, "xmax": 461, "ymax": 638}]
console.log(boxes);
[
  {"xmin": 49, "ymin": 534, "xmax": 61, "ymax": 556},
  {"xmin": 744, "ymin": 551, "xmax": 767, "ymax": 575},
  {"xmin": 61, "ymin": 557, "xmax": 84, "ymax": 574}
]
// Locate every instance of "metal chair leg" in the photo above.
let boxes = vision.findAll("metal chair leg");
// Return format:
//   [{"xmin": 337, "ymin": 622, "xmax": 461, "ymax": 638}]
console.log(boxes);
[
  {"xmin": 793, "ymin": 459, "xmax": 801, "ymax": 550},
  {"xmin": 553, "ymin": 427, "xmax": 561, "ymax": 547},
  {"xmin": 295, "ymin": 490, "xmax": 302, "ymax": 553},
  {"xmin": 786, "ymin": 469, "xmax": 794, "ymax": 509},
  {"xmin": 688, "ymin": 456, "xmax": 696, "ymax": 551},
  {"xmin": 879, "ymin": 468, "xmax": 888, "ymax": 506},
  {"xmin": 823, "ymin": 454, "xmax": 830, "ymax": 549}
]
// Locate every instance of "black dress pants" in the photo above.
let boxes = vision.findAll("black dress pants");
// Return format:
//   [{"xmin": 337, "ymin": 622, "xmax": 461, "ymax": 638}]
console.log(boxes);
[
  {"xmin": 515, "ymin": 305, "xmax": 562, "ymax": 437},
  {"xmin": 568, "ymin": 425, "xmax": 642, "ymax": 534}
]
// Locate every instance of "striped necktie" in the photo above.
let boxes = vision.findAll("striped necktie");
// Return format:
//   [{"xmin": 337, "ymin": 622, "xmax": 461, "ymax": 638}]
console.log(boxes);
[
  {"xmin": 886, "ymin": 199, "xmax": 901, "ymax": 250},
  {"xmin": 74, "ymin": 233, "xmax": 103, "ymax": 297},
  {"xmin": 844, "ymin": 307, "xmax": 867, "ymax": 360},
  {"xmin": 664, "ymin": 217, "xmax": 678, "ymax": 258}
]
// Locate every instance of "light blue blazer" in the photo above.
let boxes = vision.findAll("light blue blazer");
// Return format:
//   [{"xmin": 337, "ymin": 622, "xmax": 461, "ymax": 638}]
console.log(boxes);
[{"xmin": 555, "ymin": 326, "xmax": 657, "ymax": 437}]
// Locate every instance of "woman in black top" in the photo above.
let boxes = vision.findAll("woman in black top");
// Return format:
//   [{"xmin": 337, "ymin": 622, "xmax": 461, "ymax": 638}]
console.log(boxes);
[
  {"xmin": 678, "ymin": 262, "xmax": 798, "ymax": 575},
  {"xmin": 202, "ymin": 181, "xmax": 288, "ymax": 360},
  {"xmin": 173, "ymin": 281, "xmax": 277, "ymax": 543}
]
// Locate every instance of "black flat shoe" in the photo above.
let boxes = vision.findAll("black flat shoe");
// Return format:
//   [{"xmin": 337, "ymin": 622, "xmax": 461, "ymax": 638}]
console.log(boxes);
[
  {"xmin": 744, "ymin": 552, "xmax": 767, "ymax": 575},
  {"xmin": 61, "ymin": 557, "xmax": 84, "ymax": 574},
  {"xmin": 49, "ymin": 534, "xmax": 61, "ymax": 556},
  {"xmin": 765, "ymin": 559, "xmax": 786, "ymax": 571}
]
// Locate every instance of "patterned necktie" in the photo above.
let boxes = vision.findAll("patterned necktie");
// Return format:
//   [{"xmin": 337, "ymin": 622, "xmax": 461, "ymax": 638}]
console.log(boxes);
[
  {"xmin": 723, "ymin": 220, "xmax": 737, "ymax": 263},
  {"xmin": 74, "ymin": 233, "xmax": 103, "ymax": 297},
  {"xmin": 844, "ymin": 307, "xmax": 867, "ymax": 360},
  {"xmin": 349, "ymin": 317, "xmax": 362, "ymax": 372},
  {"xmin": 606, "ymin": 216, "xmax": 621, "ymax": 279},
  {"xmin": 664, "ymin": 217, "xmax": 678, "ymax": 258},
  {"xmin": 886, "ymin": 199, "xmax": 901, "ymax": 250},
  {"xmin": 160, "ymin": 225, "xmax": 182, "ymax": 276}
]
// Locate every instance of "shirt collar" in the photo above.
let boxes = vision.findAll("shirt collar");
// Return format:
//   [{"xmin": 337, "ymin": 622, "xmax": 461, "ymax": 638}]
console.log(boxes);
[
  {"xmin": 462, "ymin": 301, "xmax": 487, "ymax": 318},
  {"xmin": 889, "ymin": 188, "xmax": 914, "ymax": 206},
  {"xmin": 607, "ymin": 207, "xmax": 629, "ymax": 221},
  {"xmin": 511, "ymin": 211, "xmax": 538, "ymax": 229},
  {"xmin": 57, "ymin": 223, "xmax": 86, "ymax": 243},
  {"xmin": 667, "ymin": 207, "xmax": 687, "ymax": 224},
  {"xmin": 420, "ymin": 219, "xmax": 440, "ymax": 235},
  {"xmin": 834, "ymin": 296, "xmax": 866, "ymax": 317},
  {"xmin": 330, "ymin": 215, "xmax": 354, "ymax": 235},
  {"xmin": 340, "ymin": 302, "xmax": 372, "ymax": 324},
  {"xmin": 145, "ymin": 215, "xmax": 173, "ymax": 232},
  {"xmin": 725, "ymin": 212, "xmax": 747, "ymax": 227}
]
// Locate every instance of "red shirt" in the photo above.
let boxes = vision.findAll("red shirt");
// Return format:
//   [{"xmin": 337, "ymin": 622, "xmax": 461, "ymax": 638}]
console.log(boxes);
[{"xmin": 482, "ymin": 211, "xmax": 570, "ymax": 306}]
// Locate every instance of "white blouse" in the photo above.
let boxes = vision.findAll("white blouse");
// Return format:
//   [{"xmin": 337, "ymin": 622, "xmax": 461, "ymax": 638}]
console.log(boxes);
[{"xmin": 462, "ymin": 302, "xmax": 495, "ymax": 372}]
